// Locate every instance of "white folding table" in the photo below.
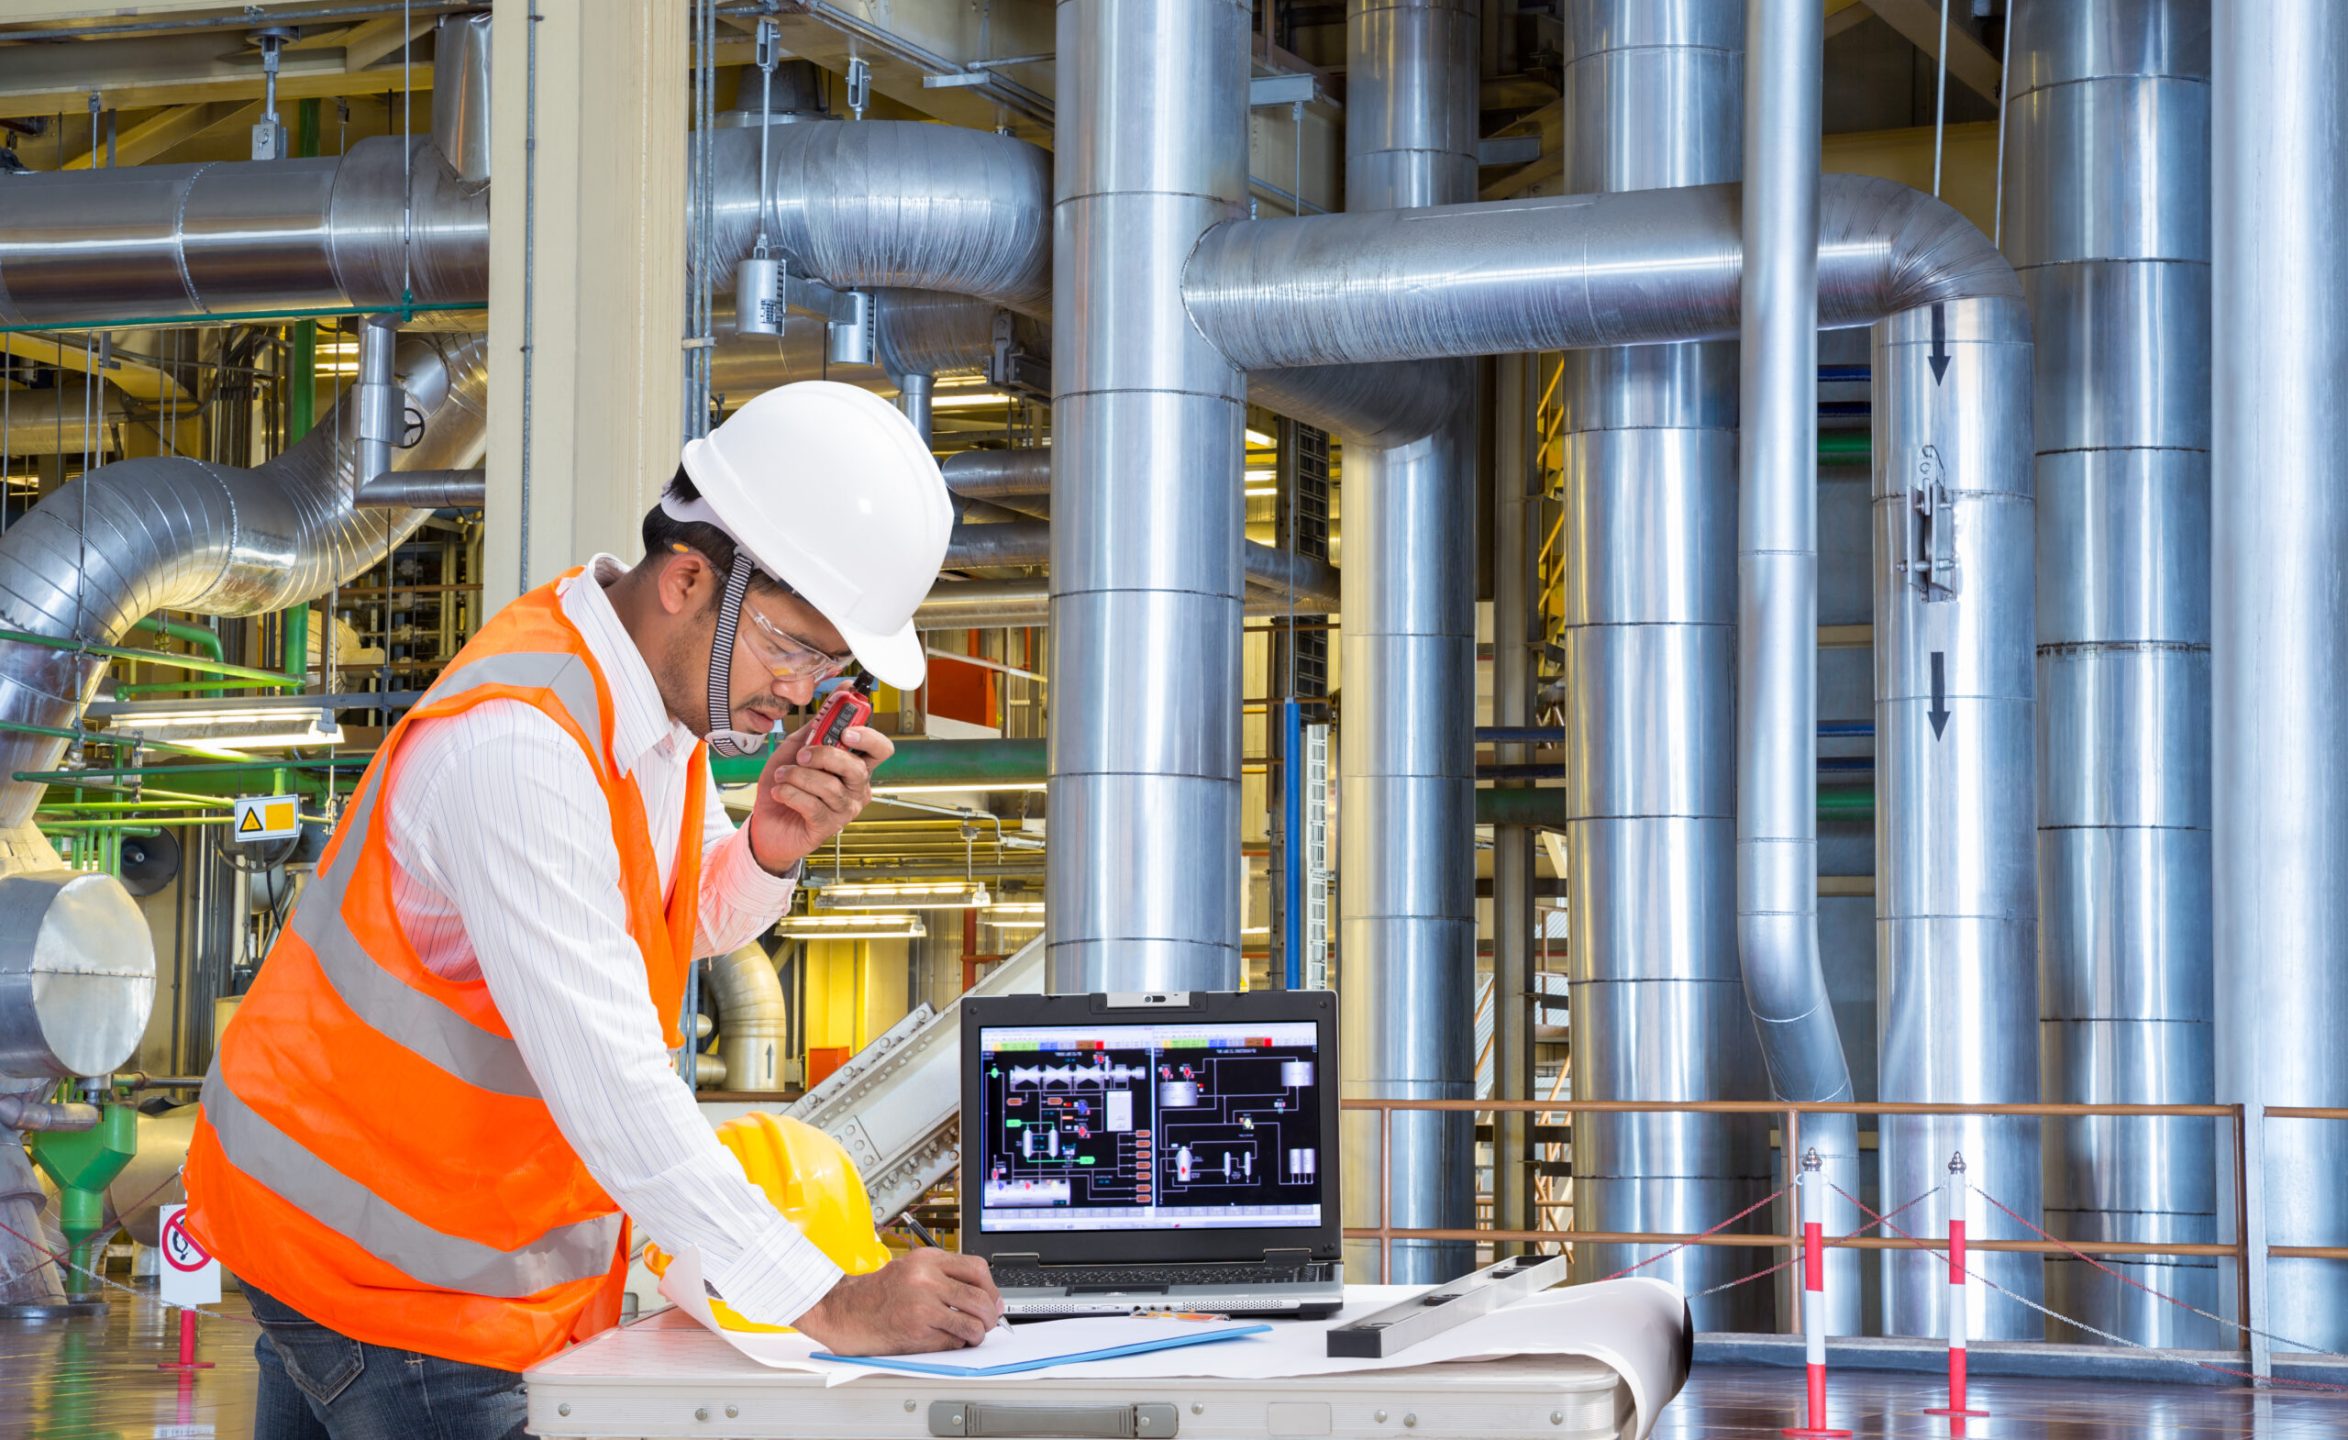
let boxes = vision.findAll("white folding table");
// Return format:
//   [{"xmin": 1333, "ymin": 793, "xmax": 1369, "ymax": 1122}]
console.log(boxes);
[{"xmin": 527, "ymin": 1308, "xmax": 1639, "ymax": 1440}]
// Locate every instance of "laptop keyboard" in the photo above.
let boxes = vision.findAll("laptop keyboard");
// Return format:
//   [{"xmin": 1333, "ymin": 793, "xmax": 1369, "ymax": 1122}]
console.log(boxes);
[{"xmin": 995, "ymin": 1262, "xmax": 1333, "ymax": 1291}]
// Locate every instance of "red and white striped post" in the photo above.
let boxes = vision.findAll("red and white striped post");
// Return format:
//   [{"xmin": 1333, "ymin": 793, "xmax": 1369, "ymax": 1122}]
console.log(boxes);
[
  {"xmin": 1924, "ymin": 1152, "xmax": 1987, "ymax": 1420},
  {"xmin": 1783, "ymin": 1148, "xmax": 1850, "ymax": 1439}
]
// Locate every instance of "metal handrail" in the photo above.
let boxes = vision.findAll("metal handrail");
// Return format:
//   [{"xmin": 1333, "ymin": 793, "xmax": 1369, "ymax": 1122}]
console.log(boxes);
[{"xmin": 1341, "ymin": 1094, "xmax": 2279, "ymax": 1351}]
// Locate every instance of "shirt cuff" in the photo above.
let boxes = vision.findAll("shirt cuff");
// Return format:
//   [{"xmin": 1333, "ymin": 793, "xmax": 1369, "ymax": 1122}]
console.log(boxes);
[
  {"xmin": 705, "ymin": 1212, "xmax": 848, "ymax": 1327},
  {"xmin": 708, "ymin": 822, "xmax": 802, "ymax": 915}
]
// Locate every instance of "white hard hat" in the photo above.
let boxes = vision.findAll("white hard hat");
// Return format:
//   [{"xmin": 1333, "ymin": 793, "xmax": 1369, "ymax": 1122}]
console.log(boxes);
[{"xmin": 675, "ymin": 381, "xmax": 951, "ymax": 689}]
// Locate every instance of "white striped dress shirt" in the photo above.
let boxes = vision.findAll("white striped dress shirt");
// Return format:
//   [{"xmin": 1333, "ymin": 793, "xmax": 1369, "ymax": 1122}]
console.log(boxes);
[{"xmin": 381, "ymin": 555, "xmax": 842, "ymax": 1327}]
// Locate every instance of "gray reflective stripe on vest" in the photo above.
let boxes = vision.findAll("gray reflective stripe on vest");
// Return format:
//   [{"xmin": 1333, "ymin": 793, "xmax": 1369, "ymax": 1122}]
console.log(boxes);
[
  {"xmin": 201, "ymin": 1066, "xmax": 624, "ymax": 1298},
  {"xmin": 288, "ymin": 648, "xmax": 609, "ymax": 1099}
]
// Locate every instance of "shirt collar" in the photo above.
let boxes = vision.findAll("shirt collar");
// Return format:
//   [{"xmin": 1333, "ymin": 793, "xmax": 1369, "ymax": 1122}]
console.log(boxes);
[{"xmin": 558, "ymin": 554, "xmax": 700, "ymax": 777}]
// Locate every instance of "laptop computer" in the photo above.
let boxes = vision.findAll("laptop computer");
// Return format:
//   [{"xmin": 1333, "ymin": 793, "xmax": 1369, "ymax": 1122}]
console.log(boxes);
[{"xmin": 959, "ymin": 989, "xmax": 1346, "ymax": 1320}]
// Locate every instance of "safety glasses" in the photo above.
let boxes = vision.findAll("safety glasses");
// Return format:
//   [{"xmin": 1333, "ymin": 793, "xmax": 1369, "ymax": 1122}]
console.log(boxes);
[{"xmin": 739, "ymin": 602, "xmax": 854, "ymax": 684}]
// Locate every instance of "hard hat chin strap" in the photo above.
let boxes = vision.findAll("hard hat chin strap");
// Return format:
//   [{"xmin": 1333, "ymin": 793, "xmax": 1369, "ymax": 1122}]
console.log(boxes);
[{"xmin": 706, "ymin": 556, "xmax": 767, "ymax": 758}]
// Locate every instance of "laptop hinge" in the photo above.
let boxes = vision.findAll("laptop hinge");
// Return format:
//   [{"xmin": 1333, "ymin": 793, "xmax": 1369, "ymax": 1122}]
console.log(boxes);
[
  {"xmin": 1263, "ymin": 1248, "xmax": 1313, "ymax": 1267},
  {"xmin": 994, "ymin": 1253, "xmax": 1043, "ymax": 1267}
]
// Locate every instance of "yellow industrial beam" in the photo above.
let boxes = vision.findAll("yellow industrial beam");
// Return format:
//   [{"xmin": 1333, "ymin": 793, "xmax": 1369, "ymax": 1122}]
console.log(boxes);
[
  {"xmin": 0, "ymin": 334, "xmax": 183, "ymax": 403},
  {"xmin": 61, "ymin": 99, "xmax": 248, "ymax": 169},
  {"xmin": 1858, "ymin": 0, "xmax": 2003, "ymax": 103},
  {"xmin": 1823, "ymin": 118, "xmax": 1999, "ymax": 239},
  {"xmin": 1825, "ymin": 0, "xmax": 1872, "ymax": 39},
  {"xmin": 315, "ymin": 15, "xmax": 438, "ymax": 74},
  {"xmin": 1, "ymin": 0, "xmax": 234, "ymax": 22},
  {"xmin": 0, "ymin": 32, "xmax": 440, "ymax": 118}
]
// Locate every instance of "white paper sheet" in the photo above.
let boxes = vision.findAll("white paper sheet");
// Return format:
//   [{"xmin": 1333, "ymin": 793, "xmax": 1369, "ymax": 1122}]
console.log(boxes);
[{"xmin": 657, "ymin": 1250, "xmax": 1690, "ymax": 1438}]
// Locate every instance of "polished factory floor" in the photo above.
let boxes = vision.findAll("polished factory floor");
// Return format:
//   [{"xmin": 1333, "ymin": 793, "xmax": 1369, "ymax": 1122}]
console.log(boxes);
[{"xmin": 2, "ymin": 1289, "xmax": 2344, "ymax": 1438}]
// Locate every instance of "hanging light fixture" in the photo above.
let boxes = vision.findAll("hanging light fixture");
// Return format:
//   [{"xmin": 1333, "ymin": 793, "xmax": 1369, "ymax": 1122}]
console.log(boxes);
[
  {"xmin": 811, "ymin": 878, "xmax": 991, "ymax": 910},
  {"xmin": 774, "ymin": 912, "xmax": 927, "ymax": 940},
  {"xmin": 86, "ymin": 697, "xmax": 342, "ymax": 755}
]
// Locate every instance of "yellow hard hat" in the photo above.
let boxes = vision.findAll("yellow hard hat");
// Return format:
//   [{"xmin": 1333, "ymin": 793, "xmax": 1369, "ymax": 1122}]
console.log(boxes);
[{"xmin": 643, "ymin": 1113, "xmax": 893, "ymax": 1332}]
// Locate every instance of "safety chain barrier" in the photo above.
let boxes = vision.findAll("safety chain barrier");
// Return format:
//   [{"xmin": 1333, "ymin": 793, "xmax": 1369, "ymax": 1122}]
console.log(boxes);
[
  {"xmin": 1342, "ymin": 1095, "xmax": 2348, "ymax": 1408},
  {"xmin": 1828, "ymin": 1177, "xmax": 2348, "ymax": 1396}
]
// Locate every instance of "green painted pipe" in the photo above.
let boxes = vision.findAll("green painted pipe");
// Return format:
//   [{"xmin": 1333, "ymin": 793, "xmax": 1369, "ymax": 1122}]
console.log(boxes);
[
  {"xmin": 0, "ymin": 628, "xmax": 301, "ymax": 687},
  {"xmin": 1479, "ymin": 785, "xmax": 1872, "ymax": 826},
  {"xmin": 712, "ymin": 738, "xmax": 1878, "ymax": 825},
  {"xmin": 128, "ymin": 616, "xmax": 223, "ymax": 663},
  {"xmin": 0, "ymin": 300, "xmax": 474, "ymax": 336},
  {"xmin": 284, "ymin": 107, "xmax": 320, "ymax": 691},
  {"xmin": 710, "ymin": 737, "xmax": 1049, "ymax": 788}
]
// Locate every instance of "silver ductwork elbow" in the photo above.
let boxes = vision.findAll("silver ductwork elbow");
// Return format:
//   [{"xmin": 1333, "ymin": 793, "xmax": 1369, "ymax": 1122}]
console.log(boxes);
[
  {"xmin": 0, "ymin": 333, "xmax": 490, "ymax": 828},
  {"xmin": 705, "ymin": 943, "xmax": 788, "ymax": 1092},
  {"xmin": 707, "ymin": 121, "xmax": 1052, "ymax": 314}
]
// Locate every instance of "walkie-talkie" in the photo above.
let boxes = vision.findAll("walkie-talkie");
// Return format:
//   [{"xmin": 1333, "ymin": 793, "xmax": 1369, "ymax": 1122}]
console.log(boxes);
[{"xmin": 812, "ymin": 672, "xmax": 878, "ymax": 748}]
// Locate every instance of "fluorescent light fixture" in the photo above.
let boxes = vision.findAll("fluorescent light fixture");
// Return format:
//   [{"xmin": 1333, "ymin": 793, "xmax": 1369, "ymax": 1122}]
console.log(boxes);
[
  {"xmin": 88, "ymin": 698, "xmax": 343, "ymax": 756},
  {"xmin": 1245, "ymin": 427, "xmax": 1276, "ymax": 447},
  {"xmin": 984, "ymin": 916, "xmax": 1045, "ymax": 931},
  {"xmin": 928, "ymin": 391, "xmax": 1016, "ymax": 411},
  {"xmin": 1246, "ymin": 467, "xmax": 1276, "ymax": 482},
  {"xmin": 1245, "ymin": 486, "xmax": 1278, "ymax": 498},
  {"xmin": 775, "ymin": 912, "xmax": 928, "ymax": 939},
  {"xmin": 985, "ymin": 901, "xmax": 1046, "ymax": 915},
  {"xmin": 813, "ymin": 878, "xmax": 992, "ymax": 910}
]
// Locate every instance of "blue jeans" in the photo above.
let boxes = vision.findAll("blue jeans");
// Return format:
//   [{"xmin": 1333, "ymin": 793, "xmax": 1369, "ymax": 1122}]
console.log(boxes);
[{"xmin": 246, "ymin": 1284, "xmax": 528, "ymax": 1440}]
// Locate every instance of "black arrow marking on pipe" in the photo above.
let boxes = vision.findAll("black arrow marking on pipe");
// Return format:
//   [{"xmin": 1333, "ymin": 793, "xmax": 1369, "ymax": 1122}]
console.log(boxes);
[
  {"xmin": 1929, "ymin": 303, "xmax": 1951, "ymax": 386},
  {"xmin": 1928, "ymin": 651, "xmax": 1951, "ymax": 739}
]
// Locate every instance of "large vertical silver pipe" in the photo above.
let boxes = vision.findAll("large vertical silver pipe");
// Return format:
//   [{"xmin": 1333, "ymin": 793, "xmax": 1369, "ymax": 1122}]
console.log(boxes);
[
  {"xmin": 1337, "ymin": 0, "xmax": 1481, "ymax": 1284},
  {"xmin": 1046, "ymin": 0, "xmax": 1248, "ymax": 993},
  {"xmin": 2212, "ymin": 0, "xmax": 2348, "ymax": 1350},
  {"xmin": 1739, "ymin": 0, "xmax": 1861, "ymax": 1332},
  {"xmin": 1872, "ymin": 296, "xmax": 2044, "ymax": 1337},
  {"xmin": 1556, "ymin": 0, "xmax": 1773, "ymax": 1324},
  {"xmin": 2005, "ymin": 0, "xmax": 2217, "ymax": 1347}
]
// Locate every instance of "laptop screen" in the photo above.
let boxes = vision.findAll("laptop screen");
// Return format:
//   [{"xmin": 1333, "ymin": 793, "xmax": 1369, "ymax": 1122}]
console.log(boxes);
[{"xmin": 973, "ymin": 1018, "xmax": 1325, "ymax": 1234}]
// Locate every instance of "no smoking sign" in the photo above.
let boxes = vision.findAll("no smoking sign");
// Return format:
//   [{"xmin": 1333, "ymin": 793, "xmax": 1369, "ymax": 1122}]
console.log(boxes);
[{"xmin": 157, "ymin": 1205, "xmax": 221, "ymax": 1306}]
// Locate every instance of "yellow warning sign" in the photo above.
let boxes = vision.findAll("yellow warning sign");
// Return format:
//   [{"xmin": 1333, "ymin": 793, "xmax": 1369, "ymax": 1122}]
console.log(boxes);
[{"xmin": 232, "ymin": 795, "xmax": 300, "ymax": 842}]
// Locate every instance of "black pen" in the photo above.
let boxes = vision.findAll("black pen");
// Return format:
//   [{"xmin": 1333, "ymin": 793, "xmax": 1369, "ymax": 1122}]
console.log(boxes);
[{"xmin": 900, "ymin": 1214, "xmax": 944, "ymax": 1249}]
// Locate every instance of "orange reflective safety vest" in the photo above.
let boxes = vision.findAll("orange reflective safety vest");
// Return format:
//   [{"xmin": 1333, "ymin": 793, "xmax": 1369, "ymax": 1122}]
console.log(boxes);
[{"xmin": 185, "ymin": 571, "xmax": 708, "ymax": 1372}]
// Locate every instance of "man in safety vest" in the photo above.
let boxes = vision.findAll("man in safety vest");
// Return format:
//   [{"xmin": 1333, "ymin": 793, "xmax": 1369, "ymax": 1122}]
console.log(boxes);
[{"xmin": 185, "ymin": 382, "xmax": 1003, "ymax": 1439}]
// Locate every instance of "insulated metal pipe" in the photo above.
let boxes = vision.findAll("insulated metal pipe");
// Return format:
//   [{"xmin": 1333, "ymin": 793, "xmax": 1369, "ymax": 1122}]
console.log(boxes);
[
  {"xmin": 1183, "ymin": 174, "xmax": 2015, "ymax": 363},
  {"xmin": 705, "ymin": 943, "xmax": 788, "ymax": 1092},
  {"xmin": 1550, "ymin": 0, "xmax": 1774, "ymax": 1324},
  {"xmin": 0, "ymin": 379, "xmax": 129, "ymax": 457},
  {"xmin": 0, "ymin": 120, "xmax": 1048, "ymax": 330},
  {"xmin": 0, "ymin": 137, "xmax": 485, "ymax": 325},
  {"xmin": 941, "ymin": 448, "xmax": 1052, "ymax": 503},
  {"xmin": 1046, "ymin": 0, "xmax": 1249, "ymax": 993},
  {"xmin": 896, "ymin": 372, "xmax": 933, "ymax": 443},
  {"xmin": 1337, "ymin": 0, "xmax": 1481, "ymax": 1285},
  {"xmin": 1739, "ymin": 0, "xmax": 1860, "ymax": 1334},
  {"xmin": 1871, "ymin": 297, "xmax": 2044, "ymax": 1338},
  {"xmin": 2212, "ymin": 0, "xmax": 2348, "ymax": 1350},
  {"xmin": 2005, "ymin": 0, "xmax": 2217, "ymax": 1347}
]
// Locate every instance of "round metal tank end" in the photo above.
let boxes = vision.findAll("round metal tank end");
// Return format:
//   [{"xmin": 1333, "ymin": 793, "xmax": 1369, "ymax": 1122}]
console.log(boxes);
[{"xmin": 0, "ymin": 871, "xmax": 156, "ymax": 1081}]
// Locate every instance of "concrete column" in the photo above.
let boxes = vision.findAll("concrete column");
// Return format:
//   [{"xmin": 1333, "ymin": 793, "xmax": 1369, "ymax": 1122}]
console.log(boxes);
[{"xmin": 485, "ymin": 0, "xmax": 686, "ymax": 606}]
